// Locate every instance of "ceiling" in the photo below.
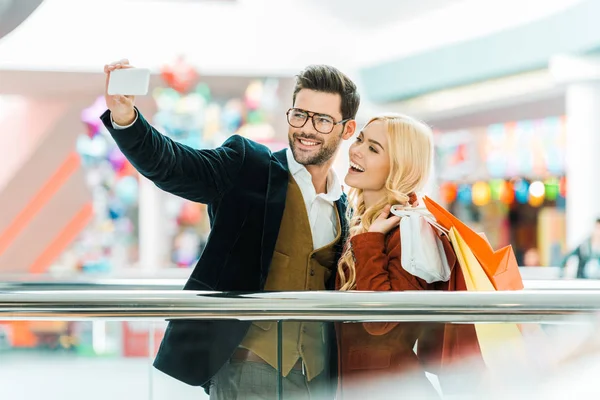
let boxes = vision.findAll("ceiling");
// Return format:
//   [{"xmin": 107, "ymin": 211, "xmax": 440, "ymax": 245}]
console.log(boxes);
[
  {"xmin": 304, "ymin": 0, "xmax": 461, "ymax": 30},
  {"xmin": 126, "ymin": 0, "xmax": 456, "ymax": 28},
  {"xmin": 0, "ymin": 0, "xmax": 44, "ymax": 41},
  {"xmin": 1, "ymin": 0, "xmax": 579, "ymax": 77}
]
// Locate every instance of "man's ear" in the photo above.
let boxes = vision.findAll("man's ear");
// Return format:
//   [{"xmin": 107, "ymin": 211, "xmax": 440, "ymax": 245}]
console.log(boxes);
[{"xmin": 342, "ymin": 120, "xmax": 357, "ymax": 140}]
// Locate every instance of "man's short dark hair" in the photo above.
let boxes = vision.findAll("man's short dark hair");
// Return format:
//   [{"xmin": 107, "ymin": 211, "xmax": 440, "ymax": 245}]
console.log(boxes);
[{"xmin": 293, "ymin": 65, "xmax": 360, "ymax": 121}]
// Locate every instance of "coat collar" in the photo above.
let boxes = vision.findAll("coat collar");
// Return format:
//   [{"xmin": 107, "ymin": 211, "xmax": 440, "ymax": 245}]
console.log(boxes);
[
  {"xmin": 273, "ymin": 148, "xmax": 287, "ymax": 169},
  {"xmin": 259, "ymin": 149, "xmax": 289, "ymax": 285}
]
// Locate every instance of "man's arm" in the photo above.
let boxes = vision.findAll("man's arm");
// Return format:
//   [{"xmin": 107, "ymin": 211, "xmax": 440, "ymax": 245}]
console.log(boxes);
[
  {"xmin": 101, "ymin": 109, "xmax": 245, "ymax": 204},
  {"xmin": 102, "ymin": 59, "xmax": 245, "ymax": 204}
]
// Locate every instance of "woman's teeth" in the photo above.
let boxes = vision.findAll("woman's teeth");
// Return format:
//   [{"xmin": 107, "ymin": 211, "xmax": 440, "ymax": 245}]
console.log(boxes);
[{"xmin": 350, "ymin": 161, "xmax": 365, "ymax": 172}]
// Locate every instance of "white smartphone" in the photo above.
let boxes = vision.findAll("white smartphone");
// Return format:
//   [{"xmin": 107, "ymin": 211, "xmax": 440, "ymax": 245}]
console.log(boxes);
[{"xmin": 107, "ymin": 67, "xmax": 151, "ymax": 96}]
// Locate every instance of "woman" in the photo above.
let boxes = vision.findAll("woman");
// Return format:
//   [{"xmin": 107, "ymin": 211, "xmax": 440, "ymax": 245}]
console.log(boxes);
[{"xmin": 336, "ymin": 114, "xmax": 452, "ymax": 399}]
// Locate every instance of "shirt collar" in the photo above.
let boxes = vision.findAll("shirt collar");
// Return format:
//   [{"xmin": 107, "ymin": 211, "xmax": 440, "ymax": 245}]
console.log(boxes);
[
  {"xmin": 286, "ymin": 148, "xmax": 343, "ymax": 202},
  {"xmin": 286, "ymin": 147, "xmax": 305, "ymax": 177}
]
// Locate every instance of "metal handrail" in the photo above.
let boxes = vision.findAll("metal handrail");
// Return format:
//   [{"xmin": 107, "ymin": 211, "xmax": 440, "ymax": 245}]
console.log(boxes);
[
  {"xmin": 0, "ymin": 289, "xmax": 599, "ymax": 323},
  {"xmin": 1, "ymin": 278, "xmax": 599, "ymax": 291},
  {"xmin": 0, "ymin": 278, "xmax": 185, "ymax": 291}
]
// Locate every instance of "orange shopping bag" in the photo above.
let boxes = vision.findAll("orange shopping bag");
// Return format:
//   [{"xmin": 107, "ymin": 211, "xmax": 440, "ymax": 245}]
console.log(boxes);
[{"xmin": 423, "ymin": 196, "xmax": 523, "ymax": 290}]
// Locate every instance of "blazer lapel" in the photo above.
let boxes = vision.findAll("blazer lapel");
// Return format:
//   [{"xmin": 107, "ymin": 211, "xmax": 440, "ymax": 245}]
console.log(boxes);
[
  {"xmin": 335, "ymin": 193, "xmax": 349, "ymax": 252},
  {"xmin": 326, "ymin": 194, "xmax": 349, "ymax": 290},
  {"xmin": 259, "ymin": 149, "xmax": 289, "ymax": 287}
]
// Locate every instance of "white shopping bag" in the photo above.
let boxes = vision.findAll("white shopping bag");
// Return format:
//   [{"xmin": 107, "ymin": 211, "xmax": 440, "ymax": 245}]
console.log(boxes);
[{"xmin": 390, "ymin": 205, "xmax": 451, "ymax": 283}]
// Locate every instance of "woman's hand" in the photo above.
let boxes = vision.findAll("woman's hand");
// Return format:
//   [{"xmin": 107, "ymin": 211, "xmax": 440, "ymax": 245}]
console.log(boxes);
[{"xmin": 368, "ymin": 204, "xmax": 401, "ymax": 234}]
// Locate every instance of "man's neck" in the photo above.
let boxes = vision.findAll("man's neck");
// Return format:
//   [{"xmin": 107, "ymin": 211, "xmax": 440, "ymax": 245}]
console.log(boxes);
[{"xmin": 305, "ymin": 162, "xmax": 332, "ymax": 194}]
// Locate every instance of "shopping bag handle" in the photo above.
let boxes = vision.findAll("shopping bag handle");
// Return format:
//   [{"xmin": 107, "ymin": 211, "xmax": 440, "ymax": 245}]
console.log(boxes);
[{"xmin": 390, "ymin": 205, "xmax": 450, "ymax": 234}]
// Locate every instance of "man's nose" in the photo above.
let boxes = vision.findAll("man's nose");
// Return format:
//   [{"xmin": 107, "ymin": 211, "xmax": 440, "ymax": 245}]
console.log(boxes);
[{"xmin": 303, "ymin": 117, "xmax": 319, "ymax": 134}]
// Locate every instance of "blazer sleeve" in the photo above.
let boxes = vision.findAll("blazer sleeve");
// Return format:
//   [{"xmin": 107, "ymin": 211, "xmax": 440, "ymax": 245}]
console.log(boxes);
[
  {"xmin": 101, "ymin": 108, "xmax": 245, "ymax": 204},
  {"xmin": 351, "ymin": 229, "xmax": 429, "ymax": 336}
]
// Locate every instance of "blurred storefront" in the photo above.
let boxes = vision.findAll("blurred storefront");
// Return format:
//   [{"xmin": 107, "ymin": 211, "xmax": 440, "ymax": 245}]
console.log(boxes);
[
  {"xmin": 434, "ymin": 116, "xmax": 567, "ymax": 267},
  {"xmin": 365, "ymin": 0, "xmax": 600, "ymax": 263}
]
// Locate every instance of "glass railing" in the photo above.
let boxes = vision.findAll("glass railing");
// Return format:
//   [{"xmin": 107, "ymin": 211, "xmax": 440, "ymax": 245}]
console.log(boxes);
[{"xmin": 2, "ymin": 290, "xmax": 600, "ymax": 399}]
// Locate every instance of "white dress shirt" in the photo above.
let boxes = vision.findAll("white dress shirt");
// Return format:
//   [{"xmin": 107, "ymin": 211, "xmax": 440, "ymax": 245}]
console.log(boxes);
[
  {"xmin": 111, "ymin": 110, "xmax": 138, "ymax": 129},
  {"xmin": 112, "ymin": 112, "xmax": 342, "ymax": 249},
  {"xmin": 286, "ymin": 148, "xmax": 342, "ymax": 250}
]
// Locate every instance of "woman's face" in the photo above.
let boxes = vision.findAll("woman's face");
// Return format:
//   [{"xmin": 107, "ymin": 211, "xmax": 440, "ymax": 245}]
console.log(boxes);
[{"xmin": 344, "ymin": 120, "xmax": 390, "ymax": 192}]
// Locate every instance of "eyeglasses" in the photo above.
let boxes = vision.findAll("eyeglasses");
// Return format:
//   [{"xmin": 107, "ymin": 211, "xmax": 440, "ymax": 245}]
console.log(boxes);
[{"xmin": 286, "ymin": 108, "xmax": 351, "ymax": 134}]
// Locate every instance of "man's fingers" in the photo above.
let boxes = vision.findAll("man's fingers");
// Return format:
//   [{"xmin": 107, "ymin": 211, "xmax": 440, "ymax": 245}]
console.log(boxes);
[
  {"xmin": 104, "ymin": 60, "xmax": 134, "ymax": 91},
  {"xmin": 109, "ymin": 59, "xmax": 128, "ymax": 67},
  {"xmin": 107, "ymin": 59, "xmax": 133, "ymax": 72}
]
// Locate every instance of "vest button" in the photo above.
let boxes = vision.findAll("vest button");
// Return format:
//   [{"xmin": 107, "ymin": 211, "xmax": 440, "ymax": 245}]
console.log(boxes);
[
  {"xmin": 311, "ymin": 254, "xmax": 316, "ymax": 259},
  {"xmin": 310, "ymin": 269, "xmax": 315, "ymax": 276}
]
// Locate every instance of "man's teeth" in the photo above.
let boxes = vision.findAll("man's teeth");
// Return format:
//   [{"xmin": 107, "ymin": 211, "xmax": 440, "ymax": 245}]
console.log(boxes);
[
  {"xmin": 299, "ymin": 139, "xmax": 319, "ymax": 146},
  {"xmin": 350, "ymin": 161, "xmax": 365, "ymax": 172}
]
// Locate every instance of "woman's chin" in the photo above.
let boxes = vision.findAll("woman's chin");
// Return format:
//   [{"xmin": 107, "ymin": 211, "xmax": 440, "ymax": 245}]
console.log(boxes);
[{"xmin": 344, "ymin": 174, "xmax": 363, "ymax": 190}]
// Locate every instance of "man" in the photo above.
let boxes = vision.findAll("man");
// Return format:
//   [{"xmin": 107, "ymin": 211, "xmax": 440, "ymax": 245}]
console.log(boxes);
[
  {"xmin": 561, "ymin": 218, "xmax": 600, "ymax": 279},
  {"xmin": 102, "ymin": 59, "xmax": 359, "ymax": 399}
]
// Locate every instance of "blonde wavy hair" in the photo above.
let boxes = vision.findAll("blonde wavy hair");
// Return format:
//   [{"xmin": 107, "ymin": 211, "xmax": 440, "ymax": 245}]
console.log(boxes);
[{"xmin": 337, "ymin": 114, "xmax": 434, "ymax": 291}]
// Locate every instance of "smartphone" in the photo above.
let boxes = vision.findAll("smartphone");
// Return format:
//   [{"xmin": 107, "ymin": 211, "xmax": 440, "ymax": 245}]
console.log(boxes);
[{"xmin": 107, "ymin": 68, "xmax": 151, "ymax": 96}]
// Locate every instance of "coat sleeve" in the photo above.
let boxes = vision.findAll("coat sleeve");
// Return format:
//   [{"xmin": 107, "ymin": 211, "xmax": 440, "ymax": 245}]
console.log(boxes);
[
  {"xmin": 101, "ymin": 108, "xmax": 246, "ymax": 204},
  {"xmin": 351, "ymin": 229, "xmax": 429, "ymax": 335}
]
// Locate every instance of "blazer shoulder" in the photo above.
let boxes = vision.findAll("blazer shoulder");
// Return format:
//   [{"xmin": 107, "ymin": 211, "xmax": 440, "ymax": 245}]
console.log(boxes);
[
  {"xmin": 221, "ymin": 134, "xmax": 248, "ymax": 153},
  {"xmin": 224, "ymin": 135, "xmax": 274, "ymax": 163},
  {"xmin": 220, "ymin": 135, "xmax": 276, "ymax": 198}
]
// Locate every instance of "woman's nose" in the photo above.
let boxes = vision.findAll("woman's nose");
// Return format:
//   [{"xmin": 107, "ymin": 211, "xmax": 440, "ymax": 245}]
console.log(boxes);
[{"xmin": 351, "ymin": 147, "xmax": 364, "ymax": 159}]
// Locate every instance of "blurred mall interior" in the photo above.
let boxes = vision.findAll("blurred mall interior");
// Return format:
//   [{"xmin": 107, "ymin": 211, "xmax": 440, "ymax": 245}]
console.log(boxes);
[{"xmin": 3, "ymin": 0, "xmax": 600, "ymax": 398}]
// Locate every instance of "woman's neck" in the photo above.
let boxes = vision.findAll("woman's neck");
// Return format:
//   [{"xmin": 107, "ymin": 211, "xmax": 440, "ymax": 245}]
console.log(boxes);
[{"xmin": 362, "ymin": 189, "xmax": 386, "ymax": 210}]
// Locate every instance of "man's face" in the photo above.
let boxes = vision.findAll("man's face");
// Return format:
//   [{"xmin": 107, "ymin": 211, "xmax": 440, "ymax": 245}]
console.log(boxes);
[{"xmin": 287, "ymin": 89, "xmax": 354, "ymax": 166}]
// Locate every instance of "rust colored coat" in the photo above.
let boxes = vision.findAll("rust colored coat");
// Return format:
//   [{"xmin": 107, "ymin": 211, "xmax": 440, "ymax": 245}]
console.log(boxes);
[{"xmin": 336, "ymin": 228, "xmax": 460, "ymax": 399}]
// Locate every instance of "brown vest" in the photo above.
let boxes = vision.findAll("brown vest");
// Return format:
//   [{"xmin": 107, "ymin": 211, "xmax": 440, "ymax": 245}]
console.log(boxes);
[{"xmin": 240, "ymin": 174, "xmax": 342, "ymax": 380}]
